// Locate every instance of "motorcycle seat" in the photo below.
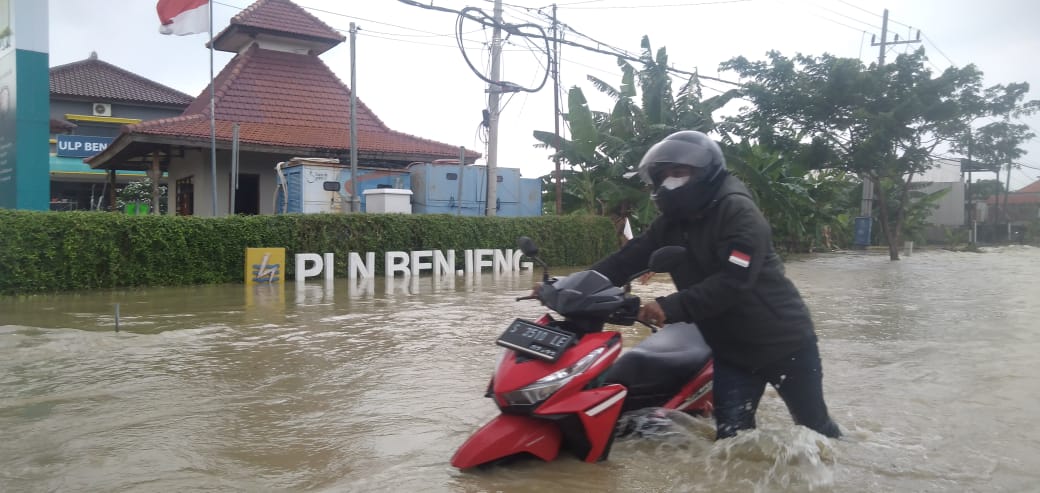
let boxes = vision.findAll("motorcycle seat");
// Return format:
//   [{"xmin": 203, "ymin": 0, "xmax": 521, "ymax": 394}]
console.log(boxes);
[{"xmin": 602, "ymin": 323, "xmax": 711, "ymax": 409}]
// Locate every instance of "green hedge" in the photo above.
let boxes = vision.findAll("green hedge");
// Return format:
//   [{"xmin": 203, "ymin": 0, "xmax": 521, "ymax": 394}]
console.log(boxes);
[{"xmin": 0, "ymin": 210, "xmax": 617, "ymax": 295}]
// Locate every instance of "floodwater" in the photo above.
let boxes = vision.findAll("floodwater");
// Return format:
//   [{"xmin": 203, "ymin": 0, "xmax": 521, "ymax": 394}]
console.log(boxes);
[{"xmin": 1, "ymin": 246, "xmax": 1038, "ymax": 492}]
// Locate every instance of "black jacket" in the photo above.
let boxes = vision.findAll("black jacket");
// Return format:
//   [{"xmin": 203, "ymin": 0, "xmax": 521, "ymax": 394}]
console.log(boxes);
[{"xmin": 590, "ymin": 175, "xmax": 817, "ymax": 370}]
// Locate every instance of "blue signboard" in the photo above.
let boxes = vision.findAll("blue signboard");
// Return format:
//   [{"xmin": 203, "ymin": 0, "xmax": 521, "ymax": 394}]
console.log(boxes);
[{"xmin": 56, "ymin": 134, "xmax": 114, "ymax": 158}]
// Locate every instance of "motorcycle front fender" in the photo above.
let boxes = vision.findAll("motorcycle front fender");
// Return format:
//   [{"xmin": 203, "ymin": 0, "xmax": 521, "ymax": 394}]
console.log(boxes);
[{"xmin": 451, "ymin": 414, "xmax": 562, "ymax": 469}]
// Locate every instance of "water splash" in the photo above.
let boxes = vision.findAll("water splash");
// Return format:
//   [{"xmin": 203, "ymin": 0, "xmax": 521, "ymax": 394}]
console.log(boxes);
[{"xmin": 699, "ymin": 426, "xmax": 838, "ymax": 491}]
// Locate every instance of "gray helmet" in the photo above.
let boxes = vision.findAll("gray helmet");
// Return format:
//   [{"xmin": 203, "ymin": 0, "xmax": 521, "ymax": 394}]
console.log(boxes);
[{"xmin": 636, "ymin": 131, "xmax": 726, "ymax": 186}]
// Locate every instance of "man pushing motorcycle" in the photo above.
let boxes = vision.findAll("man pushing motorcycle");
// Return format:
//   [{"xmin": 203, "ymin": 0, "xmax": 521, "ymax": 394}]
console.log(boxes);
[{"xmin": 588, "ymin": 130, "xmax": 841, "ymax": 440}]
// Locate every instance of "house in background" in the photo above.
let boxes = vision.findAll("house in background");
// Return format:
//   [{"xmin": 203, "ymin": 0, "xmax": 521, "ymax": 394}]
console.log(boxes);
[
  {"xmin": 86, "ymin": 0, "xmax": 481, "ymax": 217},
  {"xmin": 49, "ymin": 52, "xmax": 193, "ymax": 210},
  {"xmin": 980, "ymin": 178, "xmax": 1040, "ymax": 225},
  {"xmin": 916, "ymin": 157, "xmax": 966, "ymax": 242}
]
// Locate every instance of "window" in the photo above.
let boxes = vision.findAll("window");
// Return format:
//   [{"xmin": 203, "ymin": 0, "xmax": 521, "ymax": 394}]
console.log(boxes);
[
  {"xmin": 446, "ymin": 173, "xmax": 458, "ymax": 180},
  {"xmin": 176, "ymin": 176, "xmax": 194, "ymax": 216}
]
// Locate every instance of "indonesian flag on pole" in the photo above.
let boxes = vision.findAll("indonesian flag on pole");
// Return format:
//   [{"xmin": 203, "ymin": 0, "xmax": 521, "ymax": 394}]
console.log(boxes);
[{"xmin": 157, "ymin": 0, "xmax": 210, "ymax": 35}]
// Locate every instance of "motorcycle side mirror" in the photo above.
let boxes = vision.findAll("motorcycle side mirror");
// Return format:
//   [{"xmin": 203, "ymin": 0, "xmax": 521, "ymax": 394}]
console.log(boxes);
[
  {"xmin": 648, "ymin": 245, "xmax": 687, "ymax": 273},
  {"xmin": 517, "ymin": 236, "xmax": 550, "ymax": 282},
  {"xmin": 517, "ymin": 236, "xmax": 539, "ymax": 257}
]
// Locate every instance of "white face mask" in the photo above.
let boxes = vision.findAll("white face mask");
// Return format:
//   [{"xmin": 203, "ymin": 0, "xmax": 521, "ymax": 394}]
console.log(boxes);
[{"xmin": 660, "ymin": 176, "xmax": 690, "ymax": 190}]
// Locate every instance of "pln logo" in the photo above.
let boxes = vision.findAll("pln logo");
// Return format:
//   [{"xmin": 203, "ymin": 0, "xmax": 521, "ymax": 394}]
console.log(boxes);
[
  {"xmin": 245, "ymin": 248, "xmax": 285, "ymax": 285},
  {"xmin": 253, "ymin": 254, "xmax": 280, "ymax": 283}
]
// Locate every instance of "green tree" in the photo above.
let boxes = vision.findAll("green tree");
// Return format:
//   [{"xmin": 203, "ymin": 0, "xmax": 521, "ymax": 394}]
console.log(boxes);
[
  {"xmin": 117, "ymin": 179, "xmax": 167, "ymax": 215},
  {"xmin": 969, "ymin": 178, "xmax": 1003, "ymax": 202},
  {"xmin": 952, "ymin": 82, "xmax": 1040, "ymax": 228},
  {"xmin": 723, "ymin": 141, "xmax": 857, "ymax": 251},
  {"xmin": 722, "ymin": 49, "xmax": 1011, "ymax": 260},
  {"xmin": 534, "ymin": 36, "xmax": 738, "ymax": 237},
  {"xmin": 972, "ymin": 121, "xmax": 1036, "ymax": 224}
]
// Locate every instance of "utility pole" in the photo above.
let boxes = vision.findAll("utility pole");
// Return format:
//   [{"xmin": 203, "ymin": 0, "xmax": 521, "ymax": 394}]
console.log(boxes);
[
  {"xmin": 485, "ymin": 0, "xmax": 503, "ymax": 217},
  {"xmin": 1002, "ymin": 157, "xmax": 1012, "ymax": 239},
  {"xmin": 551, "ymin": 4, "xmax": 562, "ymax": 215},
  {"xmin": 349, "ymin": 22, "xmax": 361, "ymax": 213},
  {"xmin": 854, "ymin": 9, "xmax": 921, "ymax": 248},
  {"xmin": 966, "ymin": 130, "xmax": 974, "ymax": 242}
]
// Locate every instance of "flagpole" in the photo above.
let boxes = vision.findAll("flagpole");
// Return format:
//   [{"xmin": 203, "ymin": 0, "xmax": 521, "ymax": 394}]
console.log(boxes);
[{"xmin": 208, "ymin": 0, "xmax": 218, "ymax": 216}]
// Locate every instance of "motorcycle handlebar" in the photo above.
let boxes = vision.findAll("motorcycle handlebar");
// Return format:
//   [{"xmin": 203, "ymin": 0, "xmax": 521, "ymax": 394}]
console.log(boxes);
[{"xmin": 637, "ymin": 319, "xmax": 660, "ymax": 333}]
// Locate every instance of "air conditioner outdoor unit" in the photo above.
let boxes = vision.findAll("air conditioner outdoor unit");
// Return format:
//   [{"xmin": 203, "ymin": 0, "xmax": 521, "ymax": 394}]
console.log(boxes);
[{"xmin": 92, "ymin": 103, "xmax": 112, "ymax": 117}]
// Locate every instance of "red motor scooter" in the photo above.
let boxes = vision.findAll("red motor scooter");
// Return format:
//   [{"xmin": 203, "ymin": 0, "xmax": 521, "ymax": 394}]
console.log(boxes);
[{"xmin": 451, "ymin": 237, "xmax": 714, "ymax": 469}]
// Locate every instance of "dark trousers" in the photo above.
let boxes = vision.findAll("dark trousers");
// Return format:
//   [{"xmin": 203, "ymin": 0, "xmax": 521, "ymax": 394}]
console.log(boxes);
[{"xmin": 712, "ymin": 342, "xmax": 841, "ymax": 439}]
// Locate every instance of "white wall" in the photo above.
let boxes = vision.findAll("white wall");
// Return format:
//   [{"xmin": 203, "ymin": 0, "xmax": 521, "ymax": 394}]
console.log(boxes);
[{"xmin": 922, "ymin": 181, "xmax": 965, "ymax": 226}]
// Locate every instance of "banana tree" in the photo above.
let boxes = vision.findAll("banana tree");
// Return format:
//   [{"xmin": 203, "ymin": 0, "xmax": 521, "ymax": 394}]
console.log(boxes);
[
  {"xmin": 724, "ymin": 141, "xmax": 857, "ymax": 252},
  {"xmin": 534, "ymin": 36, "xmax": 740, "ymax": 236}
]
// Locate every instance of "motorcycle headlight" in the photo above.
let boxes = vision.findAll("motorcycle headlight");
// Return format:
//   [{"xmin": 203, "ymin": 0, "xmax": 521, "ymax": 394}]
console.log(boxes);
[{"xmin": 502, "ymin": 347, "xmax": 605, "ymax": 406}]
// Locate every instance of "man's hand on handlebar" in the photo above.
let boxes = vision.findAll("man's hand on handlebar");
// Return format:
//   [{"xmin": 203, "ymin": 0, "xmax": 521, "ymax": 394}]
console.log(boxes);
[
  {"xmin": 638, "ymin": 300, "xmax": 667, "ymax": 327},
  {"xmin": 515, "ymin": 283, "xmax": 542, "ymax": 302}
]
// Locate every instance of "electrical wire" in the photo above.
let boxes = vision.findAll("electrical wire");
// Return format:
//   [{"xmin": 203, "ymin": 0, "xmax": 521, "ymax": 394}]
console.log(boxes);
[
  {"xmin": 213, "ymin": 0, "xmax": 495, "ymax": 46},
  {"xmin": 807, "ymin": 12, "xmax": 875, "ymax": 34},
  {"xmin": 921, "ymin": 33, "xmax": 957, "ymax": 67},
  {"xmin": 805, "ymin": 2, "xmax": 882, "ymax": 30},
  {"xmin": 553, "ymin": 0, "xmax": 608, "ymax": 7},
  {"xmin": 500, "ymin": 3, "xmax": 550, "ymax": 25},
  {"xmin": 835, "ymin": 0, "xmax": 913, "ymax": 29},
  {"xmin": 396, "ymin": 0, "xmax": 743, "ymax": 87},
  {"xmin": 454, "ymin": 6, "xmax": 551, "ymax": 93},
  {"xmin": 557, "ymin": 0, "xmax": 752, "ymax": 9},
  {"xmin": 1017, "ymin": 162, "xmax": 1040, "ymax": 172},
  {"xmin": 214, "ymin": 0, "xmax": 444, "ymax": 37},
  {"xmin": 357, "ymin": 30, "xmax": 470, "ymax": 49},
  {"xmin": 561, "ymin": 56, "xmax": 621, "ymax": 77}
]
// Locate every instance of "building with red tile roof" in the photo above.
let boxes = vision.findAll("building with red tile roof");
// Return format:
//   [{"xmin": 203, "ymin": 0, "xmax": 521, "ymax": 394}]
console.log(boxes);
[
  {"xmin": 49, "ymin": 52, "xmax": 193, "ymax": 211},
  {"xmin": 51, "ymin": 53, "xmax": 195, "ymax": 107},
  {"xmin": 983, "ymin": 178, "xmax": 1040, "ymax": 223},
  {"xmin": 87, "ymin": 0, "xmax": 480, "ymax": 216}
]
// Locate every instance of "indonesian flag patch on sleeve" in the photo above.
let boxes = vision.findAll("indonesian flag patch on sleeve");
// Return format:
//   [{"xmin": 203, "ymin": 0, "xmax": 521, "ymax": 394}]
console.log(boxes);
[{"xmin": 728, "ymin": 249, "xmax": 751, "ymax": 268}]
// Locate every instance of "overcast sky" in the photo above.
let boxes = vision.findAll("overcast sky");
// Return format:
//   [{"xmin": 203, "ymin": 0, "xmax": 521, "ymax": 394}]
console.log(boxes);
[{"xmin": 47, "ymin": 0, "xmax": 1040, "ymax": 188}]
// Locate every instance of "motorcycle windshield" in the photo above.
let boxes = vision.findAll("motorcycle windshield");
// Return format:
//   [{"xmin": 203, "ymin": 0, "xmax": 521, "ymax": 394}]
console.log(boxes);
[{"xmin": 541, "ymin": 271, "xmax": 625, "ymax": 316}]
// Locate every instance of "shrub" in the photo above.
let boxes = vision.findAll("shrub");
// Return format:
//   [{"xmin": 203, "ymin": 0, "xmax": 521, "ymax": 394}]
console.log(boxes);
[{"xmin": 0, "ymin": 211, "xmax": 616, "ymax": 295}]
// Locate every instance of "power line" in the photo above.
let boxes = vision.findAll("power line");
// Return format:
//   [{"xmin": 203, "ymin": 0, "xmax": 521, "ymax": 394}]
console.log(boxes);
[
  {"xmin": 1015, "ymin": 162, "xmax": 1040, "ymax": 172},
  {"xmin": 836, "ymin": 0, "xmax": 912, "ymax": 28},
  {"xmin": 557, "ymin": 0, "xmax": 752, "ymax": 9},
  {"xmin": 561, "ymin": 55, "xmax": 621, "ymax": 77},
  {"xmin": 453, "ymin": 6, "xmax": 551, "ymax": 93},
  {"xmin": 501, "ymin": 4, "xmax": 549, "ymax": 26},
  {"xmin": 358, "ymin": 30, "xmax": 483, "ymax": 50},
  {"xmin": 396, "ymin": 0, "xmax": 743, "ymax": 87},
  {"xmin": 214, "ymin": 0, "xmax": 466, "ymax": 40},
  {"xmin": 831, "ymin": 2, "xmax": 954, "ymax": 70},
  {"xmin": 553, "ymin": 0, "xmax": 608, "ymax": 6},
  {"xmin": 805, "ymin": 2, "xmax": 881, "ymax": 30},
  {"xmin": 804, "ymin": 11, "xmax": 874, "ymax": 33},
  {"xmin": 921, "ymin": 33, "xmax": 957, "ymax": 67}
]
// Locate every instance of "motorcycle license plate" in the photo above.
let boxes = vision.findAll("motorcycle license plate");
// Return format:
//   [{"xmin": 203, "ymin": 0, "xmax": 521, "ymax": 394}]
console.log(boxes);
[{"xmin": 497, "ymin": 319, "xmax": 575, "ymax": 362}]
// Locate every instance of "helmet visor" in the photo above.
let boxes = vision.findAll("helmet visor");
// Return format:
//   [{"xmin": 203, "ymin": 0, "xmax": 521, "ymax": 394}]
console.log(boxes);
[{"xmin": 637, "ymin": 139, "xmax": 717, "ymax": 185}]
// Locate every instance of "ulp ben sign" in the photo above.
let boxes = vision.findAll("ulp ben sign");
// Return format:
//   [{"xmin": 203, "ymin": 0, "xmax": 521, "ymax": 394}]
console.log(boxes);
[{"xmin": 56, "ymin": 135, "xmax": 114, "ymax": 158}]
